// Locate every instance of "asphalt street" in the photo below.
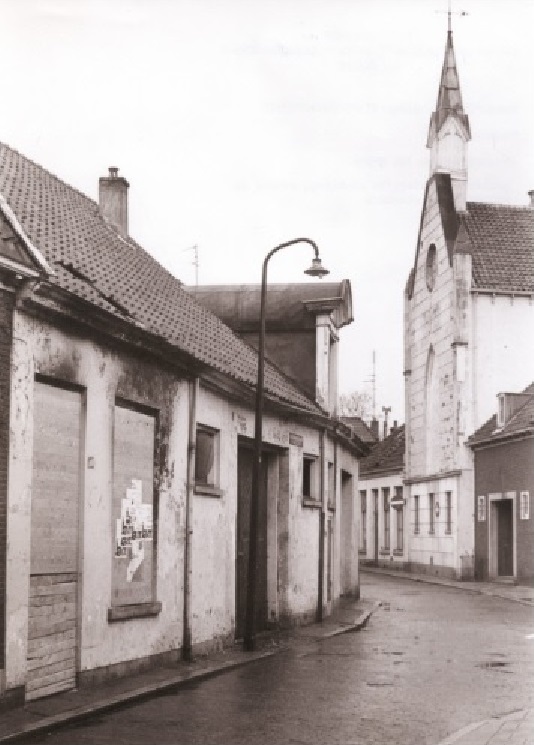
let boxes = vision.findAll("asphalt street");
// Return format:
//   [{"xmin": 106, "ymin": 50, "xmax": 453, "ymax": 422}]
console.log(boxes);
[{"xmin": 20, "ymin": 573, "xmax": 534, "ymax": 745}]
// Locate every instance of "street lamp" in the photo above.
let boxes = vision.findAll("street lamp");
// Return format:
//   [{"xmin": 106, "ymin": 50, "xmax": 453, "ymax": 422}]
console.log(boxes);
[{"xmin": 244, "ymin": 238, "xmax": 329, "ymax": 652}]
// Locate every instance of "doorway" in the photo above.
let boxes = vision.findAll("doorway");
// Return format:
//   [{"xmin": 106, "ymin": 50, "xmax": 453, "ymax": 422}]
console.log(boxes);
[
  {"xmin": 235, "ymin": 444, "xmax": 268, "ymax": 639},
  {"xmin": 28, "ymin": 381, "xmax": 83, "ymax": 700},
  {"xmin": 496, "ymin": 499, "xmax": 513, "ymax": 577}
]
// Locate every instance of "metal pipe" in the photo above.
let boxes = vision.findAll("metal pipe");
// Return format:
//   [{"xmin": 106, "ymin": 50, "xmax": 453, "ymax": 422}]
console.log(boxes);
[
  {"xmin": 317, "ymin": 428, "xmax": 326, "ymax": 621},
  {"xmin": 183, "ymin": 377, "xmax": 198, "ymax": 661}
]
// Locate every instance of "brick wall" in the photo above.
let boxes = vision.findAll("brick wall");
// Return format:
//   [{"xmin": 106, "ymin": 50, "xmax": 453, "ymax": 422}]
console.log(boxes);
[{"xmin": 0, "ymin": 291, "xmax": 14, "ymax": 669}]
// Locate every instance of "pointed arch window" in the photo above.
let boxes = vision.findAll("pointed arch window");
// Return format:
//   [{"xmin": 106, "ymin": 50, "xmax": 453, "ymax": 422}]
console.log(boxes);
[
  {"xmin": 425, "ymin": 244, "xmax": 437, "ymax": 291},
  {"xmin": 424, "ymin": 345, "xmax": 437, "ymax": 472}
]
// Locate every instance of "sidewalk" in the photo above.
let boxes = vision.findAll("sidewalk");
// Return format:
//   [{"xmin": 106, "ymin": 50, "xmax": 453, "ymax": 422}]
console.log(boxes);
[
  {"xmin": 360, "ymin": 565, "xmax": 534, "ymax": 607},
  {"xmin": 0, "ymin": 597, "xmax": 378, "ymax": 744},
  {"xmin": 436, "ymin": 708, "xmax": 534, "ymax": 745}
]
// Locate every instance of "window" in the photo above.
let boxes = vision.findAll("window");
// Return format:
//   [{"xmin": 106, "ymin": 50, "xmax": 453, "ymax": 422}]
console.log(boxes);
[
  {"xmin": 112, "ymin": 401, "xmax": 158, "ymax": 612},
  {"xmin": 414, "ymin": 495, "xmax": 420, "ymax": 534},
  {"xmin": 396, "ymin": 506, "xmax": 404, "ymax": 552},
  {"xmin": 195, "ymin": 425, "xmax": 220, "ymax": 490},
  {"xmin": 429, "ymin": 493, "xmax": 435, "ymax": 534},
  {"xmin": 303, "ymin": 455, "xmax": 318, "ymax": 500},
  {"xmin": 425, "ymin": 244, "xmax": 437, "ymax": 291},
  {"xmin": 477, "ymin": 495, "xmax": 486, "ymax": 522},
  {"xmin": 497, "ymin": 394, "xmax": 505, "ymax": 428},
  {"xmin": 360, "ymin": 490, "xmax": 367, "ymax": 552},
  {"xmin": 520, "ymin": 491, "xmax": 530, "ymax": 520},
  {"xmin": 383, "ymin": 487, "xmax": 390, "ymax": 550},
  {"xmin": 445, "ymin": 491, "xmax": 452, "ymax": 534}
]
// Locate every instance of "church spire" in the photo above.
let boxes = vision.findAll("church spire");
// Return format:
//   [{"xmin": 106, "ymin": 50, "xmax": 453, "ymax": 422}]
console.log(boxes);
[{"xmin": 427, "ymin": 19, "xmax": 471, "ymax": 212}]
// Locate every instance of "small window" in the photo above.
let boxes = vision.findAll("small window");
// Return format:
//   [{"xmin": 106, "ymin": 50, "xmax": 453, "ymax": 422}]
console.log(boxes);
[
  {"xmin": 383, "ymin": 487, "xmax": 390, "ymax": 550},
  {"xmin": 429, "ymin": 493, "xmax": 435, "ymax": 534},
  {"xmin": 445, "ymin": 491, "xmax": 452, "ymax": 534},
  {"xmin": 414, "ymin": 495, "xmax": 420, "ymax": 534},
  {"xmin": 477, "ymin": 495, "xmax": 486, "ymax": 522},
  {"xmin": 195, "ymin": 425, "xmax": 219, "ymax": 488},
  {"xmin": 520, "ymin": 491, "xmax": 530, "ymax": 520},
  {"xmin": 425, "ymin": 244, "xmax": 437, "ymax": 291},
  {"xmin": 303, "ymin": 455, "xmax": 318, "ymax": 499}
]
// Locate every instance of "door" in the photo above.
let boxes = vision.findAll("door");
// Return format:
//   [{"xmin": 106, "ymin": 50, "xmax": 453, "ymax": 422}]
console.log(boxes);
[
  {"xmin": 236, "ymin": 445, "xmax": 268, "ymax": 639},
  {"xmin": 497, "ymin": 500, "xmax": 513, "ymax": 576},
  {"xmin": 28, "ymin": 382, "xmax": 82, "ymax": 700},
  {"xmin": 373, "ymin": 489, "xmax": 379, "ymax": 566}
]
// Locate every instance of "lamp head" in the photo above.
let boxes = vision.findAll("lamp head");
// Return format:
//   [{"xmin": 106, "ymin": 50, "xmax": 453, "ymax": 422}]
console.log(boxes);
[{"xmin": 304, "ymin": 257, "xmax": 329, "ymax": 279}]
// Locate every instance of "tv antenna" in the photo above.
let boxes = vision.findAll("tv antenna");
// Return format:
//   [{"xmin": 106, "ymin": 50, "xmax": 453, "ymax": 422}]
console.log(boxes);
[{"xmin": 183, "ymin": 244, "xmax": 199, "ymax": 286}]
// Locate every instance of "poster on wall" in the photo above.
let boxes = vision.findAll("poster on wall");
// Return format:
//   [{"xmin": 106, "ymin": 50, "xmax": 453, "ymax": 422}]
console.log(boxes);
[{"xmin": 115, "ymin": 478, "xmax": 153, "ymax": 584}]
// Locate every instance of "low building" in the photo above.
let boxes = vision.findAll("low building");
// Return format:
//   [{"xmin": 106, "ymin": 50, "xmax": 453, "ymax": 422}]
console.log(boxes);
[
  {"xmin": 0, "ymin": 145, "xmax": 367, "ymax": 705},
  {"xmin": 469, "ymin": 386, "xmax": 534, "ymax": 584},
  {"xmin": 358, "ymin": 425, "xmax": 406, "ymax": 568}
]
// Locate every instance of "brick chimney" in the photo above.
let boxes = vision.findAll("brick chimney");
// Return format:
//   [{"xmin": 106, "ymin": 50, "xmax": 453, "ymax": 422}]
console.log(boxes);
[
  {"xmin": 528, "ymin": 190, "xmax": 534, "ymax": 207},
  {"xmin": 99, "ymin": 167, "xmax": 129, "ymax": 237}
]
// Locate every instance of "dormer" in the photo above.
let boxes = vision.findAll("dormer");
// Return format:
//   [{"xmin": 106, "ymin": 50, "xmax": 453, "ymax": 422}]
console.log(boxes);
[{"xmin": 496, "ymin": 392, "xmax": 532, "ymax": 429}]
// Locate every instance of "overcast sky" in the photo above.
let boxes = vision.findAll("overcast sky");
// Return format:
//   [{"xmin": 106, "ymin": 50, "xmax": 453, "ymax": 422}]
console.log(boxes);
[{"xmin": 1, "ymin": 0, "xmax": 532, "ymax": 423}]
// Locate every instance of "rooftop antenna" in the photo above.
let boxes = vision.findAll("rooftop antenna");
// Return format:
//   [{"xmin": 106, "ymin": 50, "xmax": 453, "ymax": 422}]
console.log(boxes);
[
  {"xmin": 183, "ymin": 244, "xmax": 199, "ymax": 286},
  {"xmin": 364, "ymin": 350, "xmax": 377, "ymax": 420}
]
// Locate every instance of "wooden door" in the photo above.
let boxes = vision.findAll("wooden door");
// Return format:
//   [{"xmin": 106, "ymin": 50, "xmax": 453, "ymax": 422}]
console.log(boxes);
[
  {"xmin": 236, "ymin": 446, "xmax": 267, "ymax": 639},
  {"xmin": 497, "ymin": 500, "xmax": 513, "ymax": 577},
  {"xmin": 28, "ymin": 382, "xmax": 82, "ymax": 700}
]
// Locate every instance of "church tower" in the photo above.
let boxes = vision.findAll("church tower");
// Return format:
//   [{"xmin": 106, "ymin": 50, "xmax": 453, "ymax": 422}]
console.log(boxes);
[{"xmin": 426, "ymin": 21, "xmax": 471, "ymax": 211}]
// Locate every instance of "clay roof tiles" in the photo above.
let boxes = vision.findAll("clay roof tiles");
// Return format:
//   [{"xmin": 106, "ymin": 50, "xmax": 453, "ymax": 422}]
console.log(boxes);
[
  {"xmin": 0, "ymin": 142, "xmax": 321, "ymax": 414},
  {"xmin": 359, "ymin": 424, "xmax": 405, "ymax": 477}
]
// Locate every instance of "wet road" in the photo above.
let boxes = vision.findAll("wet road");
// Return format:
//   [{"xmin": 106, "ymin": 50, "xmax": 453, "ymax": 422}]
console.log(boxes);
[{"xmin": 22, "ymin": 574, "xmax": 534, "ymax": 745}]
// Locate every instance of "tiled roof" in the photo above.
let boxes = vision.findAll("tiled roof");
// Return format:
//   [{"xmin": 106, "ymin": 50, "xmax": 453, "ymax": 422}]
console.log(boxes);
[
  {"xmin": 359, "ymin": 425, "xmax": 405, "ymax": 477},
  {"xmin": 0, "ymin": 142, "xmax": 321, "ymax": 414},
  {"xmin": 469, "ymin": 384, "xmax": 534, "ymax": 447},
  {"xmin": 463, "ymin": 202, "xmax": 534, "ymax": 293},
  {"xmin": 340, "ymin": 416, "xmax": 377, "ymax": 444}
]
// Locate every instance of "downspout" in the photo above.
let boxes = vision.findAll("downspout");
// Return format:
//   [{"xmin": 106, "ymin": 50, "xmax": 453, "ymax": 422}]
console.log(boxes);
[
  {"xmin": 183, "ymin": 377, "xmax": 198, "ymax": 661},
  {"xmin": 317, "ymin": 428, "xmax": 326, "ymax": 622}
]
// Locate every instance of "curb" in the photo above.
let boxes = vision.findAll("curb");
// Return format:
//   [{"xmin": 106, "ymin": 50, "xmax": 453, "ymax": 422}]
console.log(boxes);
[
  {"xmin": 0, "ymin": 650, "xmax": 278, "ymax": 744},
  {"xmin": 0, "ymin": 603, "xmax": 378, "ymax": 744},
  {"xmin": 361, "ymin": 568, "xmax": 534, "ymax": 607},
  {"xmin": 434, "ymin": 708, "xmax": 531, "ymax": 745}
]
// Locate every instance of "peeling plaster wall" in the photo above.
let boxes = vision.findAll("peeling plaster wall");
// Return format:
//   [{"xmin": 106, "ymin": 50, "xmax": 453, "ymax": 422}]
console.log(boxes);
[{"xmin": 6, "ymin": 311, "xmax": 188, "ymax": 689}]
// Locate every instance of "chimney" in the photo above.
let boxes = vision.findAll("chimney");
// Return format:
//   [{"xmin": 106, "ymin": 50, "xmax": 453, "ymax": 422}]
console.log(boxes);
[
  {"xmin": 370, "ymin": 418, "xmax": 379, "ymax": 441},
  {"xmin": 528, "ymin": 190, "xmax": 534, "ymax": 207},
  {"xmin": 99, "ymin": 167, "xmax": 129, "ymax": 237}
]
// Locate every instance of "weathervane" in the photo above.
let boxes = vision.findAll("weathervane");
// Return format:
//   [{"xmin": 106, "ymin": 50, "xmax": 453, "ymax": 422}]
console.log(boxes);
[{"xmin": 437, "ymin": 1, "xmax": 468, "ymax": 33}]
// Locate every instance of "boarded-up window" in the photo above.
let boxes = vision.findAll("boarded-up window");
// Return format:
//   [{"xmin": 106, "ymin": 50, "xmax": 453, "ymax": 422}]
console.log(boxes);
[{"xmin": 112, "ymin": 402, "xmax": 156, "ymax": 607}]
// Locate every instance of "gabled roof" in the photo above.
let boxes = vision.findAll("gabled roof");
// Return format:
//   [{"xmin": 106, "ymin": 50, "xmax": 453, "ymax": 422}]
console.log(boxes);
[
  {"xmin": 359, "ymin": 424, "xmax": 405, "ymax": 477},
  {"xmin": 427, "ymin": 30, "xmax": 471, "ymax": 146},
  {"xmin": 463, "ymin": 202, "xmax": 534, "ymax": 293},
  {"xmin": 0, "ymin": 142, "xmax": 321, "ymax": 414},
  {"xmin": 469, "ymin": 384, "xmax": 534, "ymax": 447},
  {"xmin": 407, "ymin": 174, "xmax": 534, "ymax": 299}
]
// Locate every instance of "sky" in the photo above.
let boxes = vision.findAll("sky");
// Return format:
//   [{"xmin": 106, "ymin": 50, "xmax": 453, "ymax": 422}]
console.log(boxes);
[{"xmin": 1, "ymin": 0, "xmax": 532, "ymax": 424}]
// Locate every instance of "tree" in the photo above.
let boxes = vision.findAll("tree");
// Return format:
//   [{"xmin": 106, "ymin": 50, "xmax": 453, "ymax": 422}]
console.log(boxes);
[{"xmin": 338, "ymin": 391, "xmax": 373, "ymax": 420}]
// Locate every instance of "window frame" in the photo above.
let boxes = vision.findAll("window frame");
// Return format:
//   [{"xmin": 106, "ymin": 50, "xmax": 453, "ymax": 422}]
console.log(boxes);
[
  {"xmin": 414, "ymin": 494, "xmax": 420, "ymax": 534},
  {"xmin": 429, "ymin": 492, "xmax": 435, "ymax": 535},
  {"xmin": 395, "ymin": 505, "xmax": 404, "ymax": 553},
  {"xmin": 360, "ymin": 490, "xmax": 367, "ymax": 553},
  {"xmin": 382, "ymin": 487, "xmax": 390, "ymax": 551},
  {"xmin": 194, "ymin": 424, "xmax": 223, "ymax": 497},
  {"xmin": 302, "ymin": 454, "xmax": 320, "ymax": 507}
]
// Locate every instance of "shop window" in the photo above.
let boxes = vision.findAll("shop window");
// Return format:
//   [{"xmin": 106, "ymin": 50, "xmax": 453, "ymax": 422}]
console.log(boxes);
[{"xmin": 195, "ymin": 425, "xmax": 220, "ymax": 489}]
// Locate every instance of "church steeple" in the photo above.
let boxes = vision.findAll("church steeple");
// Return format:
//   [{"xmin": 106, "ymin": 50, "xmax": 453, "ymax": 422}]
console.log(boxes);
[{"xmin": 427, "ymin": 24, "xmax": 471, "ymax": 211}]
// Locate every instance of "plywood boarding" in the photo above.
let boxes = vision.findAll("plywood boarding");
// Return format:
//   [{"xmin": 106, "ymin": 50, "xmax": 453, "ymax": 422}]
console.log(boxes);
[
  {"xmin": 29, "ymin": 382, "xmax": 82, "ymax": 699},
  {"xmin": 112, "ymin": 403, "xmax": 155, "ymax": 606},
  {"xmin": 31, "ymin": 382, "xmax": 82, "ymax": 574},
  {"xmin": 26, "ymin": 573, "xmax": 77, "ymax": 700}
]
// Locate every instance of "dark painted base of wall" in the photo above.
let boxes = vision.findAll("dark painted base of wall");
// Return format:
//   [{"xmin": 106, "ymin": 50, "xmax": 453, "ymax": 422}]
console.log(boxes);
[
  {"xmin": 407, "ymin": 561, "xmax": 459, "ymax": 580},
  {"xmin": 78, "ymin": 648, "xmax": 182, "ymax": 688},
  {"xmin": 0, "ymin": 684, "xmax": 25, "ymax": 711}
]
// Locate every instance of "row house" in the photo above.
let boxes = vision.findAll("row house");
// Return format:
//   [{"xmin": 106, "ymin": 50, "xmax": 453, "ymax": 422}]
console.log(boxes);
[{"xmin": 0, "ymin": 144, "xmax": 367, "ymax": 706}]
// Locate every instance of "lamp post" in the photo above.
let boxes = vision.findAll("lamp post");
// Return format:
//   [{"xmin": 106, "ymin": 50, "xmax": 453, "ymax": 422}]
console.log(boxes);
[{"xmin": 244, "ymin": 238, "xmax": 329, "ymax": 652}]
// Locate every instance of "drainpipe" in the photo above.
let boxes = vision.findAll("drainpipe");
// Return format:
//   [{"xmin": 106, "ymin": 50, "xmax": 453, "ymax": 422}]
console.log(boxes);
[
  {"xmin": 317, "ymin": 428, "xmax": 326, "ymax": 622},
  {"xmin": 183, "ymin": 377, "xmax": 198, "ymax": 661}
]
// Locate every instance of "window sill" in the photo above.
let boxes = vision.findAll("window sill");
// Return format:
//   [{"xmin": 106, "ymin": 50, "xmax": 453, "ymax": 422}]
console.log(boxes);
[
  {"xmin": 393, "ymin": 549, "xmax": 404, "ymax": 556},
  {"xmin": 108, "ymin": 601, "xmax": 162, "ymax": 623},
  {"xmin": 302, "ymin": 497, "xmax": 321, "ymax": 509},
  {"xmin": 194, "ymin": 484, "xmax": 224, "ymax": 498},
  {"xmin": 379, "ymin": 549, "xmax": 390, "ymax": 556}
]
